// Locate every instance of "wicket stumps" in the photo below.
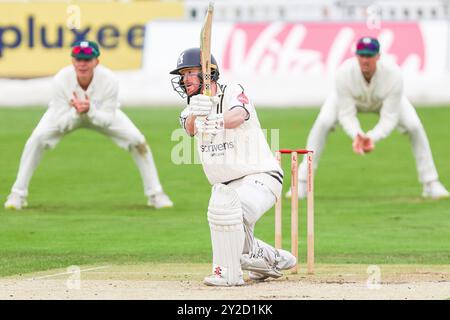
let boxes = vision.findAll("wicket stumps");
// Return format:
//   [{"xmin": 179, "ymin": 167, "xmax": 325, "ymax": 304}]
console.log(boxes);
[{"xmin": 275, "ymin": 149, "xmax": 314, "ymax": 274}]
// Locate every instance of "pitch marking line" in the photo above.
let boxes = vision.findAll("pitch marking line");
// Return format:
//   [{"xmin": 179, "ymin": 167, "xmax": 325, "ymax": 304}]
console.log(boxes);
[{"xmin": 26, "ymin": 265, "xmax": 111, "ymax": 281}]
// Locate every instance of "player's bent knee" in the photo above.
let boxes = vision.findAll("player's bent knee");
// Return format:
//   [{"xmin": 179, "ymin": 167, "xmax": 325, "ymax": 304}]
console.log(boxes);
[
  {"xmin": 207, "ymin": 184, "xmax": 243, "ymax": 228},
  {"xmin": 134, "ymin": 142, "xmax": 149, "ymax": 155},
  {"xmin": 26, "ymin": 132, "xmax": 57, "ymax": 150},
  {"xmin": 127, "ymin": 135, "xmax": 147, "ymax": 153}
]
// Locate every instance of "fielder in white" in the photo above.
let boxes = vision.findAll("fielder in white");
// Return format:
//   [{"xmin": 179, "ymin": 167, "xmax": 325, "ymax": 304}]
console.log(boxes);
[
  {"xmin": 288, "ymin": 37, "xmax": 449, "ymax": 200},
  {"xmin": 4, "ymin": 40, "xmax": 173, "ymax": 210},
  {"xmin": 171, "ymin": 48, "xmax": 296, "ymax": 286}
]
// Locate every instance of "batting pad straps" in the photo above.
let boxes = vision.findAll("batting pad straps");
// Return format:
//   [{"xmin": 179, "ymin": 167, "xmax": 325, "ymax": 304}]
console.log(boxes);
[
  {"xmin": 208, "ymin": 209, "xmax": 242, "ymax": 227},
  {"xmin": 207, "ymin": 184, "xmax": 243, "ymax": 227}
]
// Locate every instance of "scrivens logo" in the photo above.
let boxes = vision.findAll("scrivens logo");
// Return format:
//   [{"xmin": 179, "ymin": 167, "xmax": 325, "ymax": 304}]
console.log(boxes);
[{"xmin": 200, "ymin": 142, "xmax": 234, "ymax": 153}]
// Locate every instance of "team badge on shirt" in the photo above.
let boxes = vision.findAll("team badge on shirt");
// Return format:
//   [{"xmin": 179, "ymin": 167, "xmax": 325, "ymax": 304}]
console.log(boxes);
[{"xmin": 237, "ymin": 93, "xmax": 249, "ymax": 105}]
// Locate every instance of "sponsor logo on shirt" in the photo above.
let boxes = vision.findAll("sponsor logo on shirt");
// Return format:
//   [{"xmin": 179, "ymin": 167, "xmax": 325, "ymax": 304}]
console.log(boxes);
[{"xmin": 200, "ymin": 142, "xmax": 235, "ymax": 153}]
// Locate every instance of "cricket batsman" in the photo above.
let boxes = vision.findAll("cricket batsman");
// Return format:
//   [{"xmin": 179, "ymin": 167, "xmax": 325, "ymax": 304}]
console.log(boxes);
[
  {"xmin": 4, "ymin": 41, "xmax": 173, "ymax": 209},
  {"xmin": 171, "ymin": 48, "xmax": 296, "ymax": 286},
  {"xmin": 288, "ymin": 36, "xmax": 449, "ymax": 200}
]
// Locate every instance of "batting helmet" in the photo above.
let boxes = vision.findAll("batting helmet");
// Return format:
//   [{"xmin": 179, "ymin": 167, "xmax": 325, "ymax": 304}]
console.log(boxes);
[{"xmin": 170, "ymin": 48, "xmax": 220, "ymax": 98}]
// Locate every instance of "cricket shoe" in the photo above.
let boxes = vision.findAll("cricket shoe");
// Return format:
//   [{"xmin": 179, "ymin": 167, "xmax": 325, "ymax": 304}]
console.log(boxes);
[
  {"xmin": 147, "ymin": 192, "xmax": 173, "ymax": 209},
  {"xmin": 4, "ymin": 193, "xmax": 28, "ymax": 210},
  {"xmin": 246, "ymin": 249, "xmax": 297, "ymax": 281},
  {"xmin": 248, "ymin": 271, "xmax": 269, "ymax": 281},
  {"xmin": 285, "ymin": 180, "xmax": 307, "ymax": 199},
  {"xmin": 241, "ymin": 241, "xmax": 297, "ymax": 280},
  {"xmin": 422, "ymin": 181, "xmax": 450, "ymax": 199},
  {"xmin": 203, "ymin": 266, "xmax": 245, "ymax": 287}
]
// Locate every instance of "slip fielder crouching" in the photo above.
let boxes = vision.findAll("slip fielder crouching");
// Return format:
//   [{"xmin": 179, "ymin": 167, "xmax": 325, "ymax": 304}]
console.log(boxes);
[{"xmin": 4, "ymin": 41, "xmax": 173, "ymax": 210}]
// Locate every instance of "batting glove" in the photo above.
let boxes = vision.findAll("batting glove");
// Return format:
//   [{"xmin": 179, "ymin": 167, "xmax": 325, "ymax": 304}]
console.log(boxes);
[
  {"xmin": 188, "ymin": 94, "xmax": 219, "ymax": 117},
  {"xmin": 195, "ymin": 113, "xmax": 224, "ymax": 135}
]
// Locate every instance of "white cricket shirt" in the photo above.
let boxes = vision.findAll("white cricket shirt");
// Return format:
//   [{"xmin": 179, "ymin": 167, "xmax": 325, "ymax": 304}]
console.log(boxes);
[
  {"xmin": 336, "ymin": 57, "xmax": 404, "ymax": 142},
  {"xmin": 180, "ymin": 84, "xmax": 283, "ymax": 196},
  {"xmin": 49, "ymin": 64, "xmax": 120, "ymax": 131}
]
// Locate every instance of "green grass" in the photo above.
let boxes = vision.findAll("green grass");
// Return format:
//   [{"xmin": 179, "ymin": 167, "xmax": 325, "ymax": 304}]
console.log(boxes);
[{"xmin": 0, "ymin": 107, "xmax": 449, "ymax": 277}]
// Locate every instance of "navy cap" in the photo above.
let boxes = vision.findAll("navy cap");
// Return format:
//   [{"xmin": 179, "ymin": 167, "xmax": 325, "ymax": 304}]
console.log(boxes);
[
  {"xmin": 71, "ymin": 40, "xmax": 100, "ymax": 60},
  {"xmin": 355, "ymin": 37, "xmax": 380, "ymax": 56}
]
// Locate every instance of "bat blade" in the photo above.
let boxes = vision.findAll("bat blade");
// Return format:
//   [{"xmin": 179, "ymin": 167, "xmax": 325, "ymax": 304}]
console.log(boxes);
[{"xmin": 200, "ymin": 2, "xmax": 214, "ymax": 97}]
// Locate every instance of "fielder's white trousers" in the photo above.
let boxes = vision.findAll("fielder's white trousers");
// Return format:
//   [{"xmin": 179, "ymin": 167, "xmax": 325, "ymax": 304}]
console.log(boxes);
[
  {"xmin": 10, "ymin": 109, "xmax": 163, "ymax": 198},
  {"xmin": 298, "ymin": 95, "xmax": 440, "ymax": 184},
  {"xmin": 226, "ymin": 175, "xmax": 279, "ymax": 255}
]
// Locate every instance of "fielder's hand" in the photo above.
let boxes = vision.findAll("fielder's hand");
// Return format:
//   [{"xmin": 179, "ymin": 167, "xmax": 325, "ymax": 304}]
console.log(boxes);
[
  {"xmin": 188, "ymin": 94, "xmax": 219, "ymax": 117},
  {"xmin": 195, "ymin": 113, "xmax": 224, "ymax": 134},
  {"xmin": 70, "ymin": 92, "xmax": 90, "ymax": 114},
  {"xmin": 353, "ymin": 133, "xmax": 375, "ymax": 155}
]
